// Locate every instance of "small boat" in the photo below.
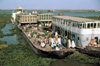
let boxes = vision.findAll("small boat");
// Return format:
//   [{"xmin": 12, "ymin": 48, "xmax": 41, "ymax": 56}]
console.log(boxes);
[{"xmin": 77, "ymin": 46, "xmax": 100, "ymax": 58}]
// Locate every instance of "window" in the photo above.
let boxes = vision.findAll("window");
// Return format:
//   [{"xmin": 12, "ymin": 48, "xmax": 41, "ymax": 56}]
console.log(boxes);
[
  {"xmin": 83, "ymin": 24, "xmax": 86, "ymax": 28},
  {"xmin": 72, "ymin": 23, "xmax": 74, "ymax": 27},
  {"xmin": 91, "ymin": 23, "xmax": 93, "ymax": 28},
  {"xmin": 87, "ymin": 23, "xmax": 90, "ymax": 28},
  {"xmin": 64, "ymin": 20, "xmax": 66, "ymax": 24},
  {"xmin": 78, "ymin": 37, "xmax": 80, "ymax": 40},
  {"xmin": 98, "ymin": 23, "xmax": 100, "ymax": 28},
  {"xmin": 79, "ymin": 24, "xmax": 82, "ymax": 29},
  {"xmin": 78, "ymin": 24, "xmax": 80, "ymax": 28},
  {"xmin": 68, "ymin": 22, "xmax": 70, "ymax": 26},
  {"xmin": 94, "ymin": 23, "xmax": 96, "ymax": 28},
  {"xmin": 75, "ymin": 23, "xmax": 77, "ymax": 27}
]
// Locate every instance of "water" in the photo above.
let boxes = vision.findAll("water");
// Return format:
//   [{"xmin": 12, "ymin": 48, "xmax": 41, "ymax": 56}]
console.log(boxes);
[
  {"xmin": 0, "ymin": 34, "xmax": 19, "ymax": 44},
  {"xmin": 0, "ymin": 23, "xmax": 19, "ymax": 44},
  {"xmin": 0, "ymin": 10, "xmax": 100, "ymax": 17},
  {"xmin": 0, "ymin": 10, "xmax": 13, "ymax": 14},
  {"xmin": 1, "ymin": 23, "xmax": 13, "ymax": 35}
]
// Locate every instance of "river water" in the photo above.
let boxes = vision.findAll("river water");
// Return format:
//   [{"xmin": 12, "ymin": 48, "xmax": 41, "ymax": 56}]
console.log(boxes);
[
  {"xmin": 0, "ymin": 10, "xmax": 100, "ymax": 17},
  {"xmin": 0, "ymin": 11, "xmax": 100, "ymax": 66},
  {"xmin": 0, "ymin": 23, "xmax": 19, "ymax": 44}
]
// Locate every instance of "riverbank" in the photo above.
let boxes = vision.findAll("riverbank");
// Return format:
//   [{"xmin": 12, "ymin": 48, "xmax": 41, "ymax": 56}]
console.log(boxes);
[
  {"xmin": 85, "ymin": 16, "xmax": 100, "ymax": 20},
  {"xmin": 0, "ymin": 14, "xmax": 11, "ymax": 37}
]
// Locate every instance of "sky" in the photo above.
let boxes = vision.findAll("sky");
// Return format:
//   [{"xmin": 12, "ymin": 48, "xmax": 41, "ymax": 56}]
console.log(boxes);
[{"xmin": 0, "ymin": 0, "xmax": 100, "ymax": 9}]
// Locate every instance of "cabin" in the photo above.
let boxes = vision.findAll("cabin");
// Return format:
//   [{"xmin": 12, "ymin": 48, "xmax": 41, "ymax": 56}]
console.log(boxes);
[
  {"xmin": 38, "ymin": 13, "xmax": 54, "ymax": 27},
  {"xmin": 12, "ymin": 7, "xmax": 54, "ymax": 28},
  {"xmin": 52, "ymin": 16, "xmax": 100, "ymax": 47},
  {"xmin": 16, "ymin": 14, "xmax": 37, "ymax": 24}
]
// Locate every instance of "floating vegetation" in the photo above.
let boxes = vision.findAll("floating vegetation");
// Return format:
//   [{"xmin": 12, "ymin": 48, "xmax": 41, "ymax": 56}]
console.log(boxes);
[
  {"xmin": 0, "ymin": 44, "xmax": 56, "ymax": 66},
  {"xmin": 67, "ymin": 51, "xmax": 100, "ymax": 64}
]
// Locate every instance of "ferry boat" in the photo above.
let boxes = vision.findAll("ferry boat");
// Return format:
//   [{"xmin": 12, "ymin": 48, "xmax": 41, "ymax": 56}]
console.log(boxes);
[
  {"xmin": 52, "ymin": 16, "xmax": 100, "ymax": 57},
  {"xmin": 11, "ymin": 7, "xmax": 75, "ymax": 58},
  {"xmin": 52, "ymin": 16, "xmax": 100, "ymax": 47}
]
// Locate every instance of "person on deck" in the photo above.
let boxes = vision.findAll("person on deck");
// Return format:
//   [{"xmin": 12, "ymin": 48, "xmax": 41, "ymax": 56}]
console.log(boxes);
[
  {"xmin": 71, "ymin": 40, "xmax": 76, "ymax": 48},
  {"xmin": 51, "ymin": 37, "xmax": 56, "ymax": 48},
  {"xmin": 28, "ymin": 32, "xmax": 31, "ymax": 38},
  {"xmin": 55, "ymin": 36, "xmax": 58, "ymax": 44},
  {"xmin": 33, "ymin": 34, "xmax": 37, "ymax": 40},
  {"xmin": 55, "ymin": 31, "xmax": 58, "ymax": 37},
  {"xmin": 37, "ymin": 38, "xmax": 41, "ymax": 45},
  {"xmin": 49, "ymin": 37, "xmax": 51, "ymax": 46},
  {"xmin": 41, "ymin": 41, "xmax": 46, "ymax": 48},
  {"xmin": 45, "ymin": 37, "xmax": 49, "ymax": 46},
  {"xmin": 57, "ymin": 36, "xmax": 63, "ymax": 49},
  {"xmin": 68, "ymin": 39, "xmax": 72, "ymax": 48},
  {"xmin": 63, "ymin": 37, "xmax": 67, "ymax": 47},
  {"xmin": 40, "ymin": 37, "xmax": 46, "ymax": 48}
]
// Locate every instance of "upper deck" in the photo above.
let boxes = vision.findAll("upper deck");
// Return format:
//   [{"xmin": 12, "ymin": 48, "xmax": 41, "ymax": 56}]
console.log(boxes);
[{"xmin": 53, "ymin": 16, "xmax": 97, "ymax": 22}]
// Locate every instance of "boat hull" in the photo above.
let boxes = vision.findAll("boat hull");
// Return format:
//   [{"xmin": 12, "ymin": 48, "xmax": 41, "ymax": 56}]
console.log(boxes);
[
  {"xmin": 16, "ymin": 25, "xmax": 74, "ymax": 58},
  {"xmin": 78, "ymin": 46, "xmax": 100, "ymax": 58}
]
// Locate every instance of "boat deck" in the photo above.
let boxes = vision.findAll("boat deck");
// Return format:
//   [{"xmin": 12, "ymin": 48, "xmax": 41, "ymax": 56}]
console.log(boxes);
[{"xmin": 20, "ymin": 26, "xmax": 75, "ymax": 53}]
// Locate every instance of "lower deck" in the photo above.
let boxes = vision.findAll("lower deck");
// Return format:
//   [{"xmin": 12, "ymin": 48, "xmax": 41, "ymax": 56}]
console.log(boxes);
[{"xmin": 16, "ymin": 24, "xmax": 75, "ymax": 58}]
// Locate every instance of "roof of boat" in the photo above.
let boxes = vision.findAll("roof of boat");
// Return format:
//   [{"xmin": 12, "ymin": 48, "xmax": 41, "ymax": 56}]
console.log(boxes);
[{"xmin": 53, "ymin": 16, "xmax": 97, "ymax": 22}]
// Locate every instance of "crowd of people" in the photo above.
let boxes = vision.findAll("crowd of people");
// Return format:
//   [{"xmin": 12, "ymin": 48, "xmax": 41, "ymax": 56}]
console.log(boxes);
[
  {"xmin": 37, "ymin": 32, "xmax": 76, "ymax": 51},
  {"xmin": 22, "ymin": 24, "xmax": 76, "ymax": 51}
]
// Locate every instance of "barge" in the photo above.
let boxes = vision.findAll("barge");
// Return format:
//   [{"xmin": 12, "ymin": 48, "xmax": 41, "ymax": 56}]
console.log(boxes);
[{"xmin": 16, "ymin": 25, "xmax": 75, "ymax": 58}]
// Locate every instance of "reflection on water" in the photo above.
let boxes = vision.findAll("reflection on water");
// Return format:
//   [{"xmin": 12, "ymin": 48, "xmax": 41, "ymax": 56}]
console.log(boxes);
[
  {"xmin": 50, "ymin": 59, "xmax": 99, "ymax": 66},
  {"xmin": 1, "ymin": 23, "xmax": 13, "ymax": 35},
  {"xmin": 0, "ymin": 34, "xmax": 19, "ymax": 44}
]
